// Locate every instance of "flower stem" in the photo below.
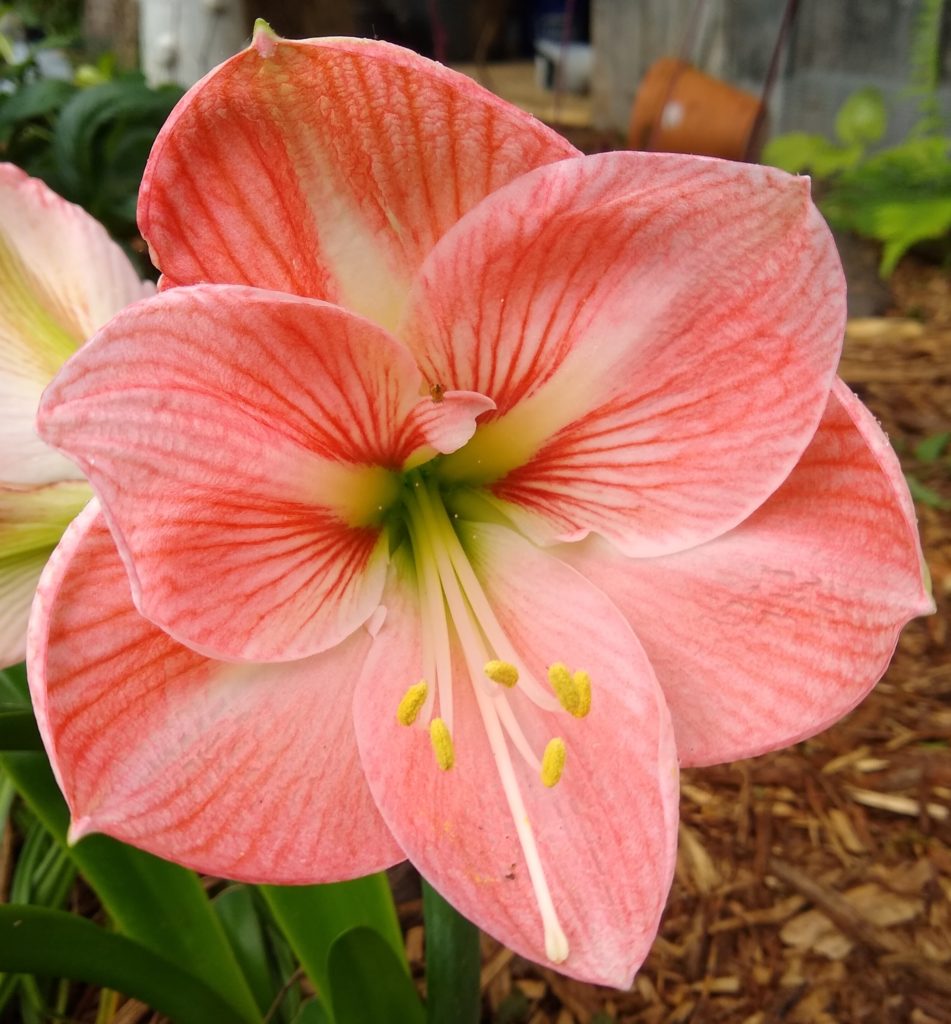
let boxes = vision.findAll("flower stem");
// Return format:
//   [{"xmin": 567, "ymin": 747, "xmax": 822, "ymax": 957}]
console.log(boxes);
[{"xmin": 422, "ymin": 879, "xmax": 481, "ymax": 1024}]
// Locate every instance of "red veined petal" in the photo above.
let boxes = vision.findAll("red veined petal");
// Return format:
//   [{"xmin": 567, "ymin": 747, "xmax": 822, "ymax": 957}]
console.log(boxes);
[
  {"xmin": 403, "ymin": 151, "xmax": 845, "ymax": 557},
  {"xmin": 28, "ymin": 503, "xmax": 403, "ymax": 882},
  {"xmin": 354, "ymin": 533, "xmax": 679, "ymax": 987},
  {"xmin": 138, "ymin": 31, "xmax": 577, "ymax": 332},
  {"xmin": 560, "ymin": 380, "xmax": 933, "ymax": 766},
  {"xmin": 38, "ymin": 285, "xmax": 475, "ymax": 661}
]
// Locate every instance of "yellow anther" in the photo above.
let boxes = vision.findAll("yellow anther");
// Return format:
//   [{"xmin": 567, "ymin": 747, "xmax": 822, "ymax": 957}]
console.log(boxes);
[
  {"xmin": 547, "ymin": 663, "xmax": 593, "ymax": 718},
  {"xmin": 429, "ymin": 718, "xmax": 455, "ymax": 771},
  {"xmin": 571, "ymin": 670, "xmax": 592, "ymax": 718},
  {"xmin": 484, "ymin": 659, "xmax": 519, "ymax": 688},
  {"xmin": 396, "ymin": 681, "xmax": 428, "ymax": 726},
  {"xmin": 540, "ymin": 738, "xmax": 567, "ymax": 787},
  {"xmin": 547, "ymin": 663, "xmax": 578, "ymax": 715}
]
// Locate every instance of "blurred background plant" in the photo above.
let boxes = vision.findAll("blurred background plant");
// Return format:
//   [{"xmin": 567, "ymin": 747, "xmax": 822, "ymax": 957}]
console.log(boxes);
[
  {"xmin": 763, "ymin": 0, "xmax": 951, "ymax": 275},
  {"xmin": 0, "ymin": 0, "xmax": 180, "ymax": 271}
]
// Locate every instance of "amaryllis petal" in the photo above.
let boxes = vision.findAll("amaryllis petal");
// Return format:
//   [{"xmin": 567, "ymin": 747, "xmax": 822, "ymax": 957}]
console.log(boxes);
[
  {"xmin": 560, "ymin": 380, "xmax": 933, "ymax": 766},
  {"xmin": 0, "ymin": 164, "xmax": 152, "ymax": 485},
  {"xmin": 38, "ymin": 285, "xmax": 491, "ymax": 661},
  {"xmin": 28, "ymin": 503, "xmax": 403, "ymax": 882},
  {"xmin": 405, "ymin": 152, "xmax": 845, "ymax": 557},
  {"xmin": 0, "ymin": 480, "xmax": 91, "ymax": 666},
  {"xmin": 138, "ymin": 27, "xmax": 577, "ymax": 332},
  {"xmin": 355, "ymin": 531, "xmax": 679, "ymax": 987}
]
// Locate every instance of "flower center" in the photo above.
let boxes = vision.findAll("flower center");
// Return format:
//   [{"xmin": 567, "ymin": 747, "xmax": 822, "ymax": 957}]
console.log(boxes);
[{"xmin": 394, "ymin": 471, "xmax": 593, "ymax": 964}]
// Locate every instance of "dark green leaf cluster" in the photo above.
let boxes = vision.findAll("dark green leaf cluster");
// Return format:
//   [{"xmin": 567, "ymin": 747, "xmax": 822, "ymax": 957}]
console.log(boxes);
[{"xmin": 0, "ymin": 72, "xmax": 181, "ymax": 266}]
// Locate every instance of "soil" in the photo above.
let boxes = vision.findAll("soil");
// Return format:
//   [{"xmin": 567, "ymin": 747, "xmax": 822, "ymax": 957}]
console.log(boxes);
[{"xmin": 402, "ymin": 250, "xmax": 948, "ymax": 1023}]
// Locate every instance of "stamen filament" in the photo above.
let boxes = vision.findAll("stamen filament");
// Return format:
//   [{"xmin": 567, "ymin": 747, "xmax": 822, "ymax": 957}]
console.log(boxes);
[
  {"xmin": 412, "ymin": 523, "xmax": 452, "ymax": 728},
  {"xmin": 496, "ymin": 697, "xmax": 542, "ymax": 773},
  {"xmin": 421, "ymin": 481, "xmax": 559, "ymax": 713},
  {"xmin": 408, "ymin": 481, "xmax": 497, "ymax": 700},
  {"xmin": 472, "ymin": 677, "xmax": 569, "ymax": 963}
]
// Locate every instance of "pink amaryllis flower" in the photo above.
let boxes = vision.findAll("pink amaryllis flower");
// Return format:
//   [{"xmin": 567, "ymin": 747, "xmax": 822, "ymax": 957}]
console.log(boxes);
[
  {"xmin": 0, "ymin": 164, "xmax": 153, "ymax": 666},
  {"xmin": 29, "ymin": 28, "xmax": 932, "ymax": 986}
]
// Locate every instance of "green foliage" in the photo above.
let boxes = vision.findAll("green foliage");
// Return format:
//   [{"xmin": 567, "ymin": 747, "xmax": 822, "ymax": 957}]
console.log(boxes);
[
  {"xmin": 835, "ymin": 88, "xmax": 888, "ymax": 147},
  {"xmin": 914, "ymin": 431, "xmax": 951, "ymax": 462},
  {"xmin": 422, "ymin": 879, "xmax": 481, "ymax": 1024},
  {"xmin": 905, "ymin": 473, "xmax": 950, "ymax": 508},
  {"xmin": 0, "ymin": 72, "xmax": 181, "ymax": 252},
  {"xmin": 909, "ymin": 0, "xmax": 947, "ymax": 135},
  {"xmin": 327, "ymin": 927, "xmax": 425, "ymax": 1024},
  {"xmin": 821, "ymin": 136, "xmax": 951, "ymax": 276},
  {"xmin": 0, "ymin": 905, "xmax": 252, "ymax": 1024},
  {"xmin": 0, "ymin": 24, "xmax": 180, "ymax": 266},
  {"xmin": 762, "ymin": 1, "xmax": 950, "ymax": 276}
]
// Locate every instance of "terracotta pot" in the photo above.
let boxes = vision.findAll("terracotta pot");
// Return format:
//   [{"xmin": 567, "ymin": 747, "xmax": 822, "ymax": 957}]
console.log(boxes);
[{"xmin": 628, "ymin": 57, "xmax": 765, "ymax": 162}]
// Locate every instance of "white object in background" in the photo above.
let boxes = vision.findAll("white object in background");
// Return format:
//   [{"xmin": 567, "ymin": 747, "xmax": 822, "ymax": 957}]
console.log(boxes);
[
  {"xmin": 139, "ymin": 0, "xmax": 248, "ymax": 87},
  {"xmin": 534, "ymin": 40, "xmax": 593, "ymax": 95}
]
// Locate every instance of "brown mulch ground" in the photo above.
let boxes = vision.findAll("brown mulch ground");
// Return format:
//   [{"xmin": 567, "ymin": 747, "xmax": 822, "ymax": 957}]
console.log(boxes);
[{"xmin": 399, "ymin": 257, "xmax": 951, "ymax": 1023}]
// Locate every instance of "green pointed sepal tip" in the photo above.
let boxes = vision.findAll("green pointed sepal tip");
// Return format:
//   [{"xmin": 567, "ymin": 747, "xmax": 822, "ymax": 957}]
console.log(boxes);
[{"xmin": 252, "ymin": 18, "xmax": 280, "ymax": 58}]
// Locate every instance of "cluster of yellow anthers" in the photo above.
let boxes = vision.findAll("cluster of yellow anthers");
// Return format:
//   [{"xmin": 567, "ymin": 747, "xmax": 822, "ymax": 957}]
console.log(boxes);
[{"xmin": 395, "ymin": 660, "xmax": 592, "ymax": 786}]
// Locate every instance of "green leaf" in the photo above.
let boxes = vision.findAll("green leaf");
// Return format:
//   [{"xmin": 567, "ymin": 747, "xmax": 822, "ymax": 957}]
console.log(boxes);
[
  {"xmin": 0, "ymin": 905, "xmax": 251, "ymax": 1024},
  {"xmin": 905, "ymin": 474, "xmax": 950, "ymax": 509},
  {"xmin": 0, "ymin": 752, "xmax": 259, "ymax": 1024},
  {"xmin": 291, "ymin": 1000, "xmax": 333, "ymax": 1024},
  {"xmin": 820, "ymin": 136, "xmax": 951, "ymax": 274},
  {"xmin": 422, "ymin": 880, "xmax": 481, "ymax": 1024},
  {"xmin": 214, "ymin": 885, "xmax": 276, "ymax": 1016},
  {"xmin": 761, "ymin": 132, "xmax": 861, "ymax": 177},
  {"xmin": 915, "ymin": 432, "xmax": 951, "ymax": 462},
  {"xmin": 261, "ymin": 874, "xmax": 404, "ymax": 1002},
  {"xmin": 0, "ymin": 664, "xmax": 29, "ymax": 703},
  {"xmin": 835, "ymin": 88, "xmax": 887, "ymax": 146},
  {"xmin": 0, "ymin": 79, "xmax": 75, "ymax": 128},
  {"xmin": 328, "ymin": 927, "xmax": 424, "ymax": 1024},
  {"xmin": 0, "ymin": 711, "xmax": 42, "ymax": 751}
]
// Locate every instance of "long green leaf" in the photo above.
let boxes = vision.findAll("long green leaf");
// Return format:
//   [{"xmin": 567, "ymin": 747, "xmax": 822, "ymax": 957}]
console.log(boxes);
[
  {"xmin": 214, "ymin": 885, "xmax": 276, "ymax": 1016},
  {"xmin": 0, "ymin": 905, "xmax": 251, "ymax": 1024},
  {"xmin": 328, "ymin": 927, "xmax": 424, "ymax": 1024},
  {"xmin": 261, "ymin": 875, "xmax": 404, "ymax": 1002},
  {"xmin": 0, "ymin": 752, "xmax": 259, "ymax": 1023},
  {"xmin": 422, "ymin": 880, "xmax": 481, "ymax": 1024},
  {"xmin": 0, "ymin": 711, "xmax": 42, "ymax": 751}
]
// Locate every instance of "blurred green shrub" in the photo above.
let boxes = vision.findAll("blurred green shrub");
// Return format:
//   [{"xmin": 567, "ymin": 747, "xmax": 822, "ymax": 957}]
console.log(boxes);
[
  {"xmin": 762, "ymin": 0, "xmax": 951, "ymax": 276},
  {"xmin": 0, "ymin": 15, "xmax": 180, "ymax": 267}
]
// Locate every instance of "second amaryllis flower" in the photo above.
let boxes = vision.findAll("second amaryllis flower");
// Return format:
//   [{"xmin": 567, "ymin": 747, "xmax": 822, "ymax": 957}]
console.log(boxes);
[{"xmin": 29, "ymin": 27, "xmax": 931, "ymax": 988}]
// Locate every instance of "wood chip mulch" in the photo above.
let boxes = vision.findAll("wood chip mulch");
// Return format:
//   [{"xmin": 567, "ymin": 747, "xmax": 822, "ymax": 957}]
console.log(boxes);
[{"xmin": 400, "ymin": 259, "xmax": 951, "ymax": 1024}]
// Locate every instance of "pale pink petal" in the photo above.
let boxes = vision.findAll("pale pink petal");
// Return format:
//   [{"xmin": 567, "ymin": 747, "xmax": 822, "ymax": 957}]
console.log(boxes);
[
  {"xmin": 355, "ymin": 532, "xmax": 679, "ymax": 988},
  {"xmin": 403, "ymin": 152, "xmax": 845, "ymax": 557},
  {"xmin": 0, "ymin": 164, "xmax": 152, "ymax": 484},
  {"xmin": 138, "ymin": 30, "xmax": 577, "ymax": 332},
  {"xmin": 560, "ymin": 380, "xmax": 933, "ymax": 766},
  {"xmin": 38, "ymin": 285, "xmax": 464, "ymax": 662},
  {"xmin": 0, "ymin": 480, "xmax": 92, "ymax": 666},
  {"xmin": 28, "ymin": 503, "xmax": 403, "ymax": 882}
]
